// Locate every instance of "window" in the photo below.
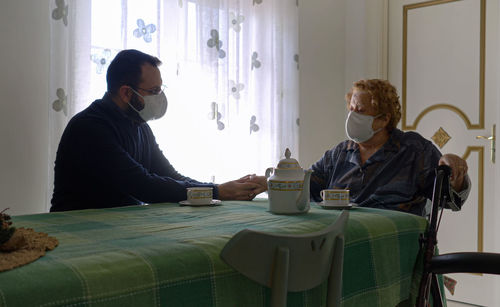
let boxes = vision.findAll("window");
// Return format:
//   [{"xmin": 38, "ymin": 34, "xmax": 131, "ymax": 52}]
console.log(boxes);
[{"xmin": 89, "ymin": 0, "xmax": 299, "ymax": 184}]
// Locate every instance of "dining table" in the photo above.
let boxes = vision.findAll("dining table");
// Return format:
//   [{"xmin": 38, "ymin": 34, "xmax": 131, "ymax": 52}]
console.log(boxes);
[{"xmin": 0, "ymin": 199, "xmax": 430, "ymax": 307}]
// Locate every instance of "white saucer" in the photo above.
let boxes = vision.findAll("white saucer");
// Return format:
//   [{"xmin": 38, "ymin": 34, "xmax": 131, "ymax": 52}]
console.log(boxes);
[
  {"xmin": 319, "ymin": 202, "xmax": 357, "ymax": 210},
  {"xmin": 179, "ymin": 199, "xmax": 222, "ymax": 207}
]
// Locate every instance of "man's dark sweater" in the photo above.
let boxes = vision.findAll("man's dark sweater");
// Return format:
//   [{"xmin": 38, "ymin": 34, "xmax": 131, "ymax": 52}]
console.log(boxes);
[{"xmin": 50, "ymin": 93, "xmax": 216, "ymax": 212}]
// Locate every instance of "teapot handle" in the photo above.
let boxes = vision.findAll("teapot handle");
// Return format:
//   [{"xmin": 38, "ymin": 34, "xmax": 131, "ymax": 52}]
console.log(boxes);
[{"xmin": 265, "ymin": 167, "xmax": 274, "ymax": 178}]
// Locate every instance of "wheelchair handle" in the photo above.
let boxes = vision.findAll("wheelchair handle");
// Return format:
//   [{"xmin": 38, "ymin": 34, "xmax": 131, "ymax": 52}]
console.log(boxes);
[{"xmin": 436, "ymin": 164, "xmax": 451, "ymax": 177}]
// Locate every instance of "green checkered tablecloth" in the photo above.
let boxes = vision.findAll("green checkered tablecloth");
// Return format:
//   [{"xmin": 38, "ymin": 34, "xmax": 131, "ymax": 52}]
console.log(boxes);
[{"xmin": 0, "ymin": 200, "xmax": 428, "ymax": 307}]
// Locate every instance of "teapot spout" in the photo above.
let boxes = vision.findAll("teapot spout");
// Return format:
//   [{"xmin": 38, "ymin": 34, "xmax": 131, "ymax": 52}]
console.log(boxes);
[{"xmin": 296, "ymin": 169, "xmax": 313, "ymax": 212}]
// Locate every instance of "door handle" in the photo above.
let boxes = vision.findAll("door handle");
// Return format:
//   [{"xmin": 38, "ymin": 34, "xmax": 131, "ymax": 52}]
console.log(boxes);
[{"xmin": 476, "ymin": 124, "xmax": 496, "ymax": 163}]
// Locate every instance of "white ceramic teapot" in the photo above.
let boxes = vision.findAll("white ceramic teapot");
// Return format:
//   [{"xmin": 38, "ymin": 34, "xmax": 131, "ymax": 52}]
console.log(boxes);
[{"xmin": 265, "ymin": 148, "xmax": 313, "ymax": 214}]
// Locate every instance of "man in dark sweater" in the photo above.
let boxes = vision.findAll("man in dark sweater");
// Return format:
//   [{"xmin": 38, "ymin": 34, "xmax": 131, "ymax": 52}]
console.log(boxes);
[{"xmin": 51, "ymin": 49, "xmax": 265, "ymax": 212}]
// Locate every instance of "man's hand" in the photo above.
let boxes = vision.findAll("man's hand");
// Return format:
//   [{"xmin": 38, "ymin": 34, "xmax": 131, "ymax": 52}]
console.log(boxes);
[
  {"xmin": 243, "ymin": 175, "xmax": 268, "ymax": 190},
  {"xmin": 235, "ymin": 174, "xmax": 257, "ymax": 183},
  {"xmin": 218, "ymin": 176, "xmax": 267, "ymax": 200},
  {"xmin": 439, "ymin": 153, "xmax": 468, "ymax": 191}
]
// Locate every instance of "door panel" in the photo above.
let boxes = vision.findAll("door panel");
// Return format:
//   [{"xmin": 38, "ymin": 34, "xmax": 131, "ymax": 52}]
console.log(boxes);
[
  {"xmin": 403, "ymin": 0, "xmax": 482, "ymax": 129},
  {"xmin": 388, "ymin": 0, "xmax": 498, "ymax": 305}
]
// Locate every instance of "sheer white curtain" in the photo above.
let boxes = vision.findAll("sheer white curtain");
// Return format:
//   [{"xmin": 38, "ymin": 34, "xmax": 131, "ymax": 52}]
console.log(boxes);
[
  {"xmin": 48, "ymin": 0, "xmax": 92, "ymax": 211},
  {"xmin": 48, "ymin": 0, "xmax": 299, "ymax": 209},
  {"xmin": 154, "ymin": 0, "xmax": 300, "ymax": 183}
]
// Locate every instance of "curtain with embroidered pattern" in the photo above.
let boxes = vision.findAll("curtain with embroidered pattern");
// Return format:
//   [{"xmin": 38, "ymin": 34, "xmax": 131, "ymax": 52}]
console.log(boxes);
[{"xmin": 48, "ymin": 0, "xmax": 299, "ymax": 209}]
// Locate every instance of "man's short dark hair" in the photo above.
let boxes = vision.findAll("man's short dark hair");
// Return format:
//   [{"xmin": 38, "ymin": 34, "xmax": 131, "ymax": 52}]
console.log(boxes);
[{"xmin": 106, "ymin": 49, "xmax": 162, "ymax": 96}]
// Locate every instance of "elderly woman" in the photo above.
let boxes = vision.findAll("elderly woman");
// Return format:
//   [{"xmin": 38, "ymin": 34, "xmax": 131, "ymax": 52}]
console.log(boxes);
[
  {"xmin": 250, "ymin": 79, "xmax": 470, "ymax": 216},
  {"xmin": 307, "ymin": 79, "xmax": 470, "ymax": 216}
]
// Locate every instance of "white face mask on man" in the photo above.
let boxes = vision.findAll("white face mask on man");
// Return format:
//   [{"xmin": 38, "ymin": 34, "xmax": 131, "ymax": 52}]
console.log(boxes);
[
  {"xmin": 128, "ymin": 88, "xmax": 168, "ymax": 122},
  {"xmin": 345, "ymin": 111, "xmax": 383, "ymax": 143}
]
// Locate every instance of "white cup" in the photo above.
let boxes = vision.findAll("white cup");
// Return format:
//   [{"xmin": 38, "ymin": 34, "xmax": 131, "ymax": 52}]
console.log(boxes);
[
  {"xmin": 187, "ymin": 187, "xmax": 213, "ymax": 204},
  {"xmin": 320, "ymin": 189, "xmax": 350, "ymax": 206}
]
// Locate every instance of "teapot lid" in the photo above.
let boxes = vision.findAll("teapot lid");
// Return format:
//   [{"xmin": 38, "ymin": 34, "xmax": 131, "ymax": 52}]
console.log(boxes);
[{"xmin": 277, "ymin": 148, "xmax": 301, "ymax": 170}]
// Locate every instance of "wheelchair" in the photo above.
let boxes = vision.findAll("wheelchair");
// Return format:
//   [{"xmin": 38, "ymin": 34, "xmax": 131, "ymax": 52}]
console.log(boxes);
[{"xmin": 417, "ymin": 165, "xmax": 500, "ymax": 306}]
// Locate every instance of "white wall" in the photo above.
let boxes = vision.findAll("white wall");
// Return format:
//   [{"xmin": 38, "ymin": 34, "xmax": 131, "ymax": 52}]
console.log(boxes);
[
  {"xmin": 298, "ymin": 0, "xmax": 387, "ymax": 168},
  {"xmin": 298, "ymin": 0, "xmax": 347, "ymax": 169},
  {"xmin": 345, "ymin": 0, "xmax": 388, "ymax": 84},
  {"xmin": 0, "ymin": 0, "xmax": 385, "ymax": 215},
  {"xmin": 0, "ymin": 0, "xmax": 50, "ymax": 215}
]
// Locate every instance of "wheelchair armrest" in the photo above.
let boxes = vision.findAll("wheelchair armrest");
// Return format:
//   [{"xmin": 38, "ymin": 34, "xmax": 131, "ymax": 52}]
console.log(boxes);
[{"xmin": 429, "ymin": 252, "xmax": 500, "ymax": 275}]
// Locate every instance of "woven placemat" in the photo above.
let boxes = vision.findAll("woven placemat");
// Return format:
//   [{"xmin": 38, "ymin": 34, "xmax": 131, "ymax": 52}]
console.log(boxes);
[{"xmin": 0, "ymin": 228, "xmax": 58, "ymax": 272}]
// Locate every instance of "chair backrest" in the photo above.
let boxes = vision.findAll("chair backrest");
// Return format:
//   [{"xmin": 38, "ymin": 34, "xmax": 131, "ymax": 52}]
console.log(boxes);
[{"xmin": 220, "ymin": 210, "xmax": 349, "ymax": 307}]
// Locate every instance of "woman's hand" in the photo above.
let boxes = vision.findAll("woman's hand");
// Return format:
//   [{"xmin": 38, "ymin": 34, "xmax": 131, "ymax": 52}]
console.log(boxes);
[
  {"xmin": 439, "ymin": 154, "xmax": 468, "ymax": 191},
  {"xmin": 217, "ymin": 175, "xmax": 267, "ymax": 200}
]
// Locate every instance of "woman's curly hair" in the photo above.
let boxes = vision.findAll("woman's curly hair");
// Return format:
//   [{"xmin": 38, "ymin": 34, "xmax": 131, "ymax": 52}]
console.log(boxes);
[{"xmin": 345, "ymin": 79, "xmax": 401, "ymax": 131}]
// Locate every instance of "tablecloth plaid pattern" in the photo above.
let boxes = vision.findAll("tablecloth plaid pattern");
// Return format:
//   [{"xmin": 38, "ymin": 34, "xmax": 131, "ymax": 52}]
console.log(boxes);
[{"xmin": 0, "ymin": 200, "xmax": 428, "ymax": 307}]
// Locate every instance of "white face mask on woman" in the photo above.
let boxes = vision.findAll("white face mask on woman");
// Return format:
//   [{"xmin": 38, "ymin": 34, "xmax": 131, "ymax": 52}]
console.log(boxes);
[
  {"xmin": 345, "ymin": 111, "xmax": 383, "ymax": 143},
  {"xmin": 128, "ymin": 89, "xmax": 168, "ymax": 122}
]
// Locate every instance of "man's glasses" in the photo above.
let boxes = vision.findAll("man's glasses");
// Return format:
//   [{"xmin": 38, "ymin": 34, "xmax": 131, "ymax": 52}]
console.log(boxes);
[{"xmin": 134, "ymin": 84, "xmax": 167, "ymax": 95}]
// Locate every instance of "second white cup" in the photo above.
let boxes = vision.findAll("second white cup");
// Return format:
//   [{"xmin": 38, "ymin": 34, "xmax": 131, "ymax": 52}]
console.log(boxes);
[
  {"xmin": 320, "ymin": 189, "xmax": 350, "ymax": 206},
  {"xmin": 187, "ymin": 187, "xmax": 213, "ymax": 204}
]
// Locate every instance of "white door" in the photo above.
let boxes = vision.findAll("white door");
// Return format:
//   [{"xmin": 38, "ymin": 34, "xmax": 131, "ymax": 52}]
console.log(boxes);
[{"xmin": 388, "ymin": 0, "xmax": 500, "ymax": 305}]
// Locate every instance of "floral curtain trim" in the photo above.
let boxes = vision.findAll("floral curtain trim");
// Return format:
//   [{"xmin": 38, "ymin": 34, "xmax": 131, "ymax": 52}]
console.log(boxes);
[
  {"xmin": 253, "ymin": 0, "xmax": 263, "ymax": 5},
  {"xmin": 229, "ymin": 80, "xmax": 244, "ymax": 99},
  {"xmin": 208, "ymin": 102, "xmax": 225, "ymax": 130},
  {"xmin": 217, "ymin": 114, "xmax": 225, "ymax": 130},
  {"xmin": 207, "ymin": 30, "xmax": 226, "ymax": 59},
  {"xmin": 229, "ymin": 13, "xmax": 245, "ymax": 32},
  {"xmin": 133, "ymin": 19, "xmax": 157, "ymax": 43},
  {"xmin": 91, "ymin": 49, "xmax": 112, "ymax": 74},
  {"xmin": 52, "ymin": 88, "xmax": 68, "ymax": 116},
  {"xmin": 294, "ymin": 54, "xmax": 299, "ymax": 70},
  {"xmin": 52, "ymin": 0, "xmax": 68, "ymax": 26},
  {"xmin": 250, "ymin": 116, "xmax": 259, "ymax": 134},
  {"xmin": 251, "ymin": 52, "xmax": 261, "ymax": 70}
]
